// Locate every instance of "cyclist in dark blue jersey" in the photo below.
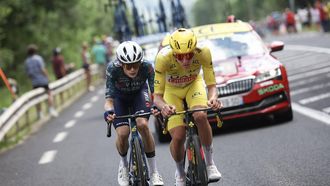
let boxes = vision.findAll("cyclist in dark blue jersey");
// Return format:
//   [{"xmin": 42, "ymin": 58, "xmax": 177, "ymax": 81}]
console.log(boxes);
[{"xmin": 104, "ymin": 41, "xmax": 164, "ymax": 186}]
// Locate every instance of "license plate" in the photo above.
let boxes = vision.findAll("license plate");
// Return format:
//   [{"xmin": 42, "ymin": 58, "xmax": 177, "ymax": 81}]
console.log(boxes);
[{"xmin": 219, "ymin": 96, "xmax": 243, "ymax": 108}]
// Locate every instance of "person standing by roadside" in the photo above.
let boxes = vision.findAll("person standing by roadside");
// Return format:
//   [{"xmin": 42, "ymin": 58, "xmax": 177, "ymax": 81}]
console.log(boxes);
[
  {"xmin": 92, "ymin": 37, "xmax": 107, "ymax": 79},
  {"xmin": 51, "ymin": 47, "xmax": 66, "ymax": 80},
  {"xmin": 82, "ymin": 42, "xmax": 94, "ymax": 91},
  {"xmin": 25, "ymin": 44, "xmax": 58, "ymax": 118}
]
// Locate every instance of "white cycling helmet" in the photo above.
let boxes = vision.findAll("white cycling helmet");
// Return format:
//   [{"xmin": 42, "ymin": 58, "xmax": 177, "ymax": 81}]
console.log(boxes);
[{"xmin": 116, "ymin": 41, "xmax": 143, "ymax": 64}]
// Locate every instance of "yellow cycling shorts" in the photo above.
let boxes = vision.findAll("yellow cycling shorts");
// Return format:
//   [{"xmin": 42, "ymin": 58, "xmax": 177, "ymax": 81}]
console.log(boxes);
[{"xmin": 164, "ymin": 76, "xmax": 208, "ymax": 131}]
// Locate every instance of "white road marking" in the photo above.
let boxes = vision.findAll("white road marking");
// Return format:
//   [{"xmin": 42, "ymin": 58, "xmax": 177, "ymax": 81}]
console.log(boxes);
[
  {"xmin": 286, "ymin": 45, "xmax": 330, "ymax": 55},
  {"xmin": 292, "ymin": 103, "xmax": 330, "ymax": 125},
  {"xmin": 53, "ymin": 132, "xmax": 68, "ymax": 143},
  {"xmin": 83, "ymin": 103, "xmax": 92, "ymax": 110},
  {"xmin": 74, "ymin": 111, "xmax": 84, "ymax": 118},
  {"xmin": 288, "ymin": 66, "xmax": 330, "ymax": 81},
  {"xmin": 65, "ymin": 120, "xmax": 76, "ymax": 128},
  {"xmin": 291, "ymin": 82, "xmax": 330, "ymax": 96},
  {"xmin": 299, "ymin": 92, "xmax": 330, "ymax": 105},
  {"xmin": 323, "ymin": 107, "xmax": 330, "ymax": 114},
  {"xmin": 91, "ymin": 96, "xmax": 99, "ymax": 102},
  {"xmin": 38, "ymin": 150, "xmax": 57, "ymax": 164},
  {"xmin": 290, "ymin": 74, "xmax": 330, "ymax": 88}
]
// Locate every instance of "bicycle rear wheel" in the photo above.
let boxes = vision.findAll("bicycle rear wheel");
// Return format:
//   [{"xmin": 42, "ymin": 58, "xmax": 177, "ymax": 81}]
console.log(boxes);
[
  {"xmin": 131, "ymin": 137, "xmax": 149, "ymax": 186},
  {"xmin": 186, "ymin": 135, "xmax": 208, "ymax": 185}
]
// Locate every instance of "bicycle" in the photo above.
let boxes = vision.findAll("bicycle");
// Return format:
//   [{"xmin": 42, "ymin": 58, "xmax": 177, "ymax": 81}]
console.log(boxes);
[
  {"xmin": 106, "ymin": 110, "xmax": 151, "ymax": 186},
  {"xmin": 160, "ymin": 107, "xmax": 222, "ymax": 185}
]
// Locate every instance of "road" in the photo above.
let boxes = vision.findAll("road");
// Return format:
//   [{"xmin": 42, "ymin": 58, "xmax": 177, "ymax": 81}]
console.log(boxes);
[{"xmin": 1, "ymin": 32, "xmax": 330, "ymax": 186}]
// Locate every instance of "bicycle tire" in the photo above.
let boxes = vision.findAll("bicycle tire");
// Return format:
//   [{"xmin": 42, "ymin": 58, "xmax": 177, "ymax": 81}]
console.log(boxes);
[
  {"xmin": 186, "ymin": 134, "xmax": 208, "ymax": 185},
  {"xmin": 131, "ymin": 137, "xmax": 148, "ymax": 186}
]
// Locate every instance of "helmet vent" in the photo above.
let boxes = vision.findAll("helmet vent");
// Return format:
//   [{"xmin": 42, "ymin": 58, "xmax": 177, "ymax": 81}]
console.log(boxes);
[
  {"xmin": 133, "ymin": 45, "xmax": 137, "ymax": 53},
  {"xmin": 127, "ymin": 55, "xmax": 131, "ymax": 61},
  {"xmin": 175, "ymin": 41, "xmax": 180, "ymax": 49},
  {"xmin": 187, "ymin": 40, "xmax": 192, "ymax": 49},
  {"xmin": 123, "ymin": 47, "xmax": 127, "ymax": 55}
]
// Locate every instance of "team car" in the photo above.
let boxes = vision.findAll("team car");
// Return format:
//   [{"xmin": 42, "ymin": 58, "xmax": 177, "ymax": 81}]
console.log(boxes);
[{"xmin": 153, "ymin": 22, "xmax": 293, "ymax": 142}]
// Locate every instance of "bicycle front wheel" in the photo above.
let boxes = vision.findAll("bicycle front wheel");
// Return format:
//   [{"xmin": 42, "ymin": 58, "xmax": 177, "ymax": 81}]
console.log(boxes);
[
  {"xmin": 131, "ymin": 137, "xmax": 148, "ymax": 186},
  {"xmin": 186, "ymin": 135, "xmax": 208, "ymax": 185}
]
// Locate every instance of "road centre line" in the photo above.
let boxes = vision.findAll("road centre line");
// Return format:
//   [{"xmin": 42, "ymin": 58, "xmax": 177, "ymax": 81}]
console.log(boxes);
[
  {"xmin": 91, "ymin": 96, "xmax": 99, "ymax": 102},
  {"xmin": 38, "ymin": 150, "xmax": 57, "ymax": 164},
  {"xmin": 291, "ymin": 82, "xmax": 330, "ymax": 96},
  {"xmin": 64, "ymin": 120, "xmax": 76, "ymax": 128},
  {"xmin": 83, "ymin": 103, "xmax": 92, "ymax": 110},
  {"xmin": 53, "ymin": 132, "xmax": 68, "ymax": 143},
  {"xmin": 298, "ymin": 92, "xmax": 330, "ymax": 105},
  {"xmin": 74, "ymin": 111, "xmax": 84, "ymax": 118},
  {"xmin": 292, "ymin": 103, "xmax": 330, "ymax": 125}
]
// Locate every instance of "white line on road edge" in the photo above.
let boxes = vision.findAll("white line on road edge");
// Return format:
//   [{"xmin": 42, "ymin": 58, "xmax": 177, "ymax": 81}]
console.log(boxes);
[
  {"xmin": 64, "ymin": 120, "xmax": 76, "ymax": 128},
  {"xmin": 286, "ymin": 45, "xmax": 330, "ymax": 54},
  {"xmin": 288, "ymin": 66, "xmax": 330, "ymax": 81},
  {"xmin": 53, "ymin": 132, "xmax": 68, "ymax": 143},
  {"xmin": 323, "ymin": 107, "xmax": 330, "ymax": 114},
  {"xmin": 38, "ymin": 150, "xmax": 57, "ymax": 164},
  {"xmin": 292, "ymin": 102, "xmax": 330, "ymax": 125}
]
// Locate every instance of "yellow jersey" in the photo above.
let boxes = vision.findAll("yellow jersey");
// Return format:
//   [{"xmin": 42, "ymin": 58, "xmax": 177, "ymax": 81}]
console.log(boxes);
[{"xmin": 154, "ymin": 45, "xmax": 216, "ymax": 95}]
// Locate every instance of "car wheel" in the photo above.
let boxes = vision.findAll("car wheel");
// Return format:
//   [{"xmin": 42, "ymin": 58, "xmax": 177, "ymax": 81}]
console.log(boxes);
[
  {"xmin": 274, "ymin": 106, "xmax": 293, "ymax": 123},
  {"xmin": 154, "ymin": 115, "xmax": 171, "ymax": 143}
]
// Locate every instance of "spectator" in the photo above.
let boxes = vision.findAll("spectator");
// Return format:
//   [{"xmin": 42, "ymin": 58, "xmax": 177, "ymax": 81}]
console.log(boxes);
[
  {"xmin": 24, "ymin": 44, "xmax": 58, "ymax": 118},
  {"xmin": 82, "ymin": 42, "xmax": 94, "ymax": 91},
  {"xmin": 51, "ymin": 47, "xmax": 66, "ymax": 80},
  {"xmin": 285, "ymin": 8, "xmax": 297, "ymax": 33},
  {"xmin": 315, "ymin": 0, "xmax": 329, "ymax": 32},
  {"xmin": 92, "ymin": 37, "xmax": 107, "ymax": 79}
]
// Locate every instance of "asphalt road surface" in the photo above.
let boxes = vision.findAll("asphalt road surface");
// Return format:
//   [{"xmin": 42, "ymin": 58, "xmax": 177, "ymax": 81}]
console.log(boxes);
[{"xmin": 1, "ymin": 32, "xmax": 330, "ymax": 186}]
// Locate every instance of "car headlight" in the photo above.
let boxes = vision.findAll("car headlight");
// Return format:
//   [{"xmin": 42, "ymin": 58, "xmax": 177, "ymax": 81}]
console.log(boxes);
[{"xmin": 255, "ymin": 68, "xmax": 282, "ymax": 83}]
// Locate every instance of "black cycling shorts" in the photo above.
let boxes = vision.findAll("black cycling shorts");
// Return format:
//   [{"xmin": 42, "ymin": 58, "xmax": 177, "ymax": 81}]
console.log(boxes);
[{"xmin": 112, "ymin": 87, "xmax": 151, "ymax": 129}]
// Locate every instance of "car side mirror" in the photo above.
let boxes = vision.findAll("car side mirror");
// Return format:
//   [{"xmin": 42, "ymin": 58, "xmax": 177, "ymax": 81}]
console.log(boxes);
[{"xmin": 269, "ymin": 41, "xmax": 284, "ymax": 53}]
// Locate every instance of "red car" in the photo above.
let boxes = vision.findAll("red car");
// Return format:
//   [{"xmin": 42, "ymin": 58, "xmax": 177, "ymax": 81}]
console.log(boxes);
[{"xmin": 193, "ymin": 22, "xmax": 293, "ymax": 124}]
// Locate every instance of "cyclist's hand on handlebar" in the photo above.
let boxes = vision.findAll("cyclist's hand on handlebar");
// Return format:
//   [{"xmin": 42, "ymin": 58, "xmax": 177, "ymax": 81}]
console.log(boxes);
[
  {"xmin": 207, "ymin": 98, "xmax": 222, "ymax": 111},
  {"xmin": 104, "ymin": 110, "xmax": 116, "ymax": 123},
  {"xmin": 161, "ymin": 104, "xmax": 176, "ymax": 118},
  {"xmin": 151, "ymin": 105, "xmax": 161, "ymax": 116}
]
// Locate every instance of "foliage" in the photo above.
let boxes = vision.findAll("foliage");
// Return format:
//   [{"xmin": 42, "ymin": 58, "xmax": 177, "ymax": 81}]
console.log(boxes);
[
  {"xmin": 0, "ymin": 0, "xmax": 114, "ymax": 106},
  {"xmin": 192, "ymin": 0, "xmax": 300, "ymax": 25}
]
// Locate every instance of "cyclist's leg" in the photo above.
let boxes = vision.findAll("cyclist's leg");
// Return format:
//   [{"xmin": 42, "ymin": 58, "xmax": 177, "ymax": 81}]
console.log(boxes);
[
  {"xmin": 186, "ymin": 78, "xmax": 222, "ymax": 181},
  {"xmin": 133, "ymin": 87, "xmax": 164, "ymax": 185},
  {"xmin": 113, "ymin": 96, "xmax": 130, "ymax": 167},
  {"xmin": 134, "ymin": 86, "xmax": 154, "ymax": 153},
  {"xmin": 186, "ymin": 77, "xmax": 212, "ymax": 147},
  {"xmin": 164, "ymin": 86, "xmax": 186, "ymax": 179}
]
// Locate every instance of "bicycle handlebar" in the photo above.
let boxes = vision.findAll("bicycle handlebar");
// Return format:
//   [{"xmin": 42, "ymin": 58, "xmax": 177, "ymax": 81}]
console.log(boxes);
[
  {"xmin": 106, "ymin": 111, "xmax": 153, "ymax": 138},
  {"xmin": 159, "ymin": 107, "xmax": 223, "ymax": 135}
]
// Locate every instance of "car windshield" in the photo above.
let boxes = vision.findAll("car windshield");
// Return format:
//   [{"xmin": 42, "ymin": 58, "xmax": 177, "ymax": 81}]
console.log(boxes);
[{"xmin": 206, "ymin": 31, "xmax": 266, "ymax": 61}]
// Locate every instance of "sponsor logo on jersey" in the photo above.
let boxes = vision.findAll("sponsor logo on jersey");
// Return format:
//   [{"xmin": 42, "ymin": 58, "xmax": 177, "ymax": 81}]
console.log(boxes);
[{"xmin": 168, "ymin": 74, "xmax": 197, "ymax": 84}]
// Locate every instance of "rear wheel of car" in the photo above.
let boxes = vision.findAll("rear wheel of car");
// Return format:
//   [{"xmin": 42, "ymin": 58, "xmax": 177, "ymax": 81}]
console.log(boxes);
[
  {"xmin": 154, "ymin": 115, "xmax": 171, "ymax": 143},
  {"xmin": 274, "ymin": 106, "xmax": 293, "ymax": 123}
]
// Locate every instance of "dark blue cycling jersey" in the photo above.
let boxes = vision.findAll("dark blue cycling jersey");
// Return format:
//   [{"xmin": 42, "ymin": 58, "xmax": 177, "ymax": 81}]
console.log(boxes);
[{"xmin": 105, "ymin": 60, "xmax": 155, "ymax": 99}]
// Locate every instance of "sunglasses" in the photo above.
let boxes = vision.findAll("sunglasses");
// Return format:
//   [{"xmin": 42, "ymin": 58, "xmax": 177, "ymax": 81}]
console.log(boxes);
[
  {"xmin": 174, "ymin": 52, "xmax": 194, "ymax": 61},
  {"xmin": 123, "ymin": 63, "xmax": 140, "ymax": 70}
]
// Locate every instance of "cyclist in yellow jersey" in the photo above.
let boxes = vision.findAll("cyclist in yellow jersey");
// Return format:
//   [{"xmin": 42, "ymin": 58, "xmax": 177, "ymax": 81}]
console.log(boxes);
[{"xmin": 153, "ymin": 28, "xmax": 222, "ymax": 186}]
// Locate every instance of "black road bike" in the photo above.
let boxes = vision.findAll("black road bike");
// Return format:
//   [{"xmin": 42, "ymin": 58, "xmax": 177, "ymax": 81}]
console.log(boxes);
[
  {"xmin": 106, "ymin": 110, "xmax": 151, "ymax": 186},
  {"xmin": 161, "ymin": 107, "xmax": 222, "ymax": 185}
]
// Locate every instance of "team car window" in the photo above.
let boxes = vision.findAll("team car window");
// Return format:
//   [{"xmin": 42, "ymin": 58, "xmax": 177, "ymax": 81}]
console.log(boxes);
[{"xmin": 207, "ymin": 31, "xmax": 266, "ymax": 60}]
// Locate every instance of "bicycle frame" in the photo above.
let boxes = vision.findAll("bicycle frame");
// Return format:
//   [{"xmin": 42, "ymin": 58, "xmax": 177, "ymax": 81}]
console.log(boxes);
[
  {"xmin": 107, "ymin": 110, "xmax": 151, "ymax": 186},
  {"xmin": 162, "ymin": 107, "xmax": 222, "ymax": 185}
]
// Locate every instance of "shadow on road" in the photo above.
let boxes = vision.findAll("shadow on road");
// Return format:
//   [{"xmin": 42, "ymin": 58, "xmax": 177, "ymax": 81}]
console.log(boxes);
[{"xmin": 213, "ymin": 115, "xmax": 291, "ymax": 137}]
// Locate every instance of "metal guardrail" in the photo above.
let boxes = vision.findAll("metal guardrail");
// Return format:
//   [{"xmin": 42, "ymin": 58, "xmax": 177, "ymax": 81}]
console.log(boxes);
[{"xmin": 0, "ymin": 64, "xmax": 100, "ymax": 143}]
